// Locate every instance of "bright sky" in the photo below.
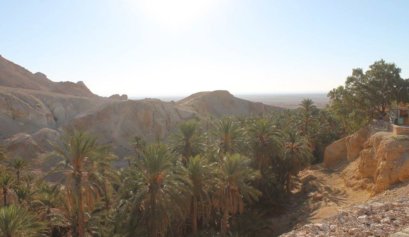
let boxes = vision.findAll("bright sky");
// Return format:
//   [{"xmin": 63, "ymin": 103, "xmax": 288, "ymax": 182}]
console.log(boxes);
[{"xmin": 0, "ymin": 0, "xmax": 408, "ymax": 97}]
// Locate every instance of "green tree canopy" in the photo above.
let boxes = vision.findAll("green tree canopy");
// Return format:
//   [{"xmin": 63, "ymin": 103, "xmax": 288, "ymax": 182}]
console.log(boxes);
[{"xmin": 328, "ymin": 60, "xmax": 406, "ymax": 134}]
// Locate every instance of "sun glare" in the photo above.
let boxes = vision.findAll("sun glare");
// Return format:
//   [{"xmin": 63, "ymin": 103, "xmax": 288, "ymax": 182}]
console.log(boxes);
[{"xmin": 134, "ymin": 0, "xmax": 222, "ymax": 31}]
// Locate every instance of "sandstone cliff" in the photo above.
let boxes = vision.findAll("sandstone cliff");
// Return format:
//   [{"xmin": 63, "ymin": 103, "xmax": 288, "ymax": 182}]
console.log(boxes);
[
  {"xmin": 323, "ymin": 127, "xmax": 370, "ymax": 168},
  {"xmin": 358, "ymin": 132, "xmax": 409, "ymax": 194},
  {"xmin": 324, "ymin": 128, "xmax": 409, "ymax": 195}
]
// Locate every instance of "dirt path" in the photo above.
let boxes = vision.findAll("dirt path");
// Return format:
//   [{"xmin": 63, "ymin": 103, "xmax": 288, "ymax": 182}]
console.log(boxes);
[{"xmin": 271, "ymin": 162, "xmax": 371, "ymax": 235}]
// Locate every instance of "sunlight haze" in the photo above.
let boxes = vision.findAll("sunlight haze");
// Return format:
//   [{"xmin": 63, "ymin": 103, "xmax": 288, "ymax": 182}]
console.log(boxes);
[{"xmin": 0, "ymin": 0, "xmax": 408, "ymax": 97}]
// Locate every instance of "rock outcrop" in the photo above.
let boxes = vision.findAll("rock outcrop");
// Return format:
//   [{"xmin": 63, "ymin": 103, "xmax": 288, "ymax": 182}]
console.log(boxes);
[
  {"xmin": 345, "ymin": 127, "xmax": 370, "ymax": 161},
  {"xmin": 70, "ymin": 99, "xmax": 196, "ymax": 156},
  {"xmin": 109, "ymin": 94, "xmax": 128, "ymax": 100},
  {"xmin": 358, "ymin": 132, "xmax": 409, "ymax": 194},
  {"xmin": 323, "ymin": 127, "xmax": 370, "ymax": 168},
  {"xmin": 0, "ymin": 55, "xmax": 96, "ymax": 97},
  {"xmin": 324, "ymin": 127, "xmax": 409, "ymax": 194},
  {"xmin": 0, "ymin": 86, "xmax": 106, "ymax": 139},
  {"xmin": 323, "ymin": 137, "xmax": 347, "ymax": 168},
  {"xmin": 4, "ymin": 132, "xmax": 42, "ymax": 161}
]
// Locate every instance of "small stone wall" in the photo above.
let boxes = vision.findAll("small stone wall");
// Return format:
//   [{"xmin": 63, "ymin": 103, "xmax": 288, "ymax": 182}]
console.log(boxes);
[{"xmin": 392, "ymin": 124, "xmax": 409, "ymax": 136}]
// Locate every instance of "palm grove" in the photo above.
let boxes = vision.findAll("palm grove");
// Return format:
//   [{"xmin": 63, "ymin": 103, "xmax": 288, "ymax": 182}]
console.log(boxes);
[{"xmin": 0, "ymin": 60, "xmax": 407, "ymax": 237}]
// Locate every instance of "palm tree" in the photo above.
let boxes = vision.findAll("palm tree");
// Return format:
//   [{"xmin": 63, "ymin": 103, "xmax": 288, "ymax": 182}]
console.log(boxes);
[
  {"xmin": 31, "ymin": 183, "xmax": 69, "ymax": 236},
  {"xmin": 214, "ymin": 117, "xmax": 245, "ymax": 155},
  {"xmin": 131, "ymin": 135, "xmax": 147, "ymax": 160},
  {"xmin": 185, "ymin": 155, "xmax": 218, "ymax": 234},
  {"xmin": 247, "ymin": 118, "xmax": 283, "ymax": 171},
  {"xmin": 282, "ymin": 130, "xmax": 312, "ymax": 193},
  {"xmin": 215, "ymin": 154, "xmax": 261, "ymax": 236},
  {"xmin": 14, "ymin": 186, "xmax": 33, "ymax": 206},
  {"xmin": 171, "ymin": 120, "xmax": 205, "ymax": 164},
  {"xmin": 0, "ymin": 145, "xmax": 6, "ymax": 164},
  {"xmin": 124, "ymin": 144, "xmax": 191, "ymax": 237},
  {"xmin": 0, "ymin": 173, "xmax": 14, "ymax": 206},
  {"xmin": 87, "ymin": 148, "xmax": 118, "ymax": 210},
  {"xmin": 10, "ymin": 159, "xmax": 27, "ymax": 185},
  {"xmin": 53, "ymin": 131, "xmax": 104, "ymax": 237},
  {"xmin": 0, "ymin": 205, "xmax": 44, "ymax": 237},
  {"xmin": 299, "ymin": 98, "xmax": 317, "ymax": 136}
]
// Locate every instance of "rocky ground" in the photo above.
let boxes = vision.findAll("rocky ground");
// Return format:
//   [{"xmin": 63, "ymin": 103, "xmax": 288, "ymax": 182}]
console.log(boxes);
[
  {"xmin": 280, "ymin": 179, "xmax": 409, "ymax": 237},
  {"xmin": 277, "ymin": 127, "xmax": 409, "ymax": 236}
]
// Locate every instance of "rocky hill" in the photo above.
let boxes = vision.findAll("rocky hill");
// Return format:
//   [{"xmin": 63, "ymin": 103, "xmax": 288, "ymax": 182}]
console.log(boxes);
[
  {"xmin": 0, "ymin": 55, "xmax": 97, "ymax": 98},
  {"xmin": 0, "ymin": 55, "xmax": 280, "ymax": 165},
  {"xmin": 70, "ymin": 99, "xmax": 197, "ymax": 156},
  {"xmin": 178, "ymin": 90, "xmax": 281, "ymax": 117}
]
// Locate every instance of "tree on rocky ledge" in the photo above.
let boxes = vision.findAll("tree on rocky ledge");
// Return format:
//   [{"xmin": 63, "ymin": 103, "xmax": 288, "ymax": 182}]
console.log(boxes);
[{"xmin": 328, "ymin": 60, "xmax": 407, "ymax": 134}]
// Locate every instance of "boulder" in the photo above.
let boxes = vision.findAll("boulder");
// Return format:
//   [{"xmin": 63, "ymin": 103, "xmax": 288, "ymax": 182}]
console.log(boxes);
[
  {"xmin": 345, "ymin": 127, "xmax": 370, "ymax": 162},
  {"xmin": 323, "ymin": 137, "xmax": 347, "ymax": 168},
  {"xmin": 358, "ymin": 132, "xmax": 409, "ymax": 194},
  {"xmin": 324, "ymin": 127, "xmax": 370, "ymax": 168}
]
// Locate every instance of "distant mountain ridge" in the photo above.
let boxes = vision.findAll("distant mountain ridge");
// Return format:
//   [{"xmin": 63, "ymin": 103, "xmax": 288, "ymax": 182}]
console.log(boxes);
[
  {"xmin": 0, "ymin": 55, "xmax": 96, "ymax": 97},
  {"xmin": 0, "ymin": 54, "xmax": 282, "ymax": 166},
  {"xmin": 177, "ymin": 90, "xmax": 281, "ymax": 117}
]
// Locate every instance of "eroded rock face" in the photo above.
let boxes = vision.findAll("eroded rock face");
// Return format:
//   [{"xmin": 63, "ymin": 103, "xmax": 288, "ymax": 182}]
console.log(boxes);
[
  {"xmin": 0, "ymin": 90, "xmax": 56, "ymax": 137},
  {"xmin": 0, "ymin": 55, "xmax": 97, "ymax": 98},
  {"xmin": 32, "ymin": 128, "xmax": 60, "ymax": 150},
  {"xmin": 70, "ymin": 99, "xmax": 196, "ymax": 156},
  {"xmin": 358, "ymin": 132, "xmax": 409, "ymax": 194},
  {"xmin": 109, "ymin": 94, "xmax": 128, "ymax": 100},
  {"xmin": 323, "ymin": 127, "xmax": 370, "ymax": 168},
  {"xmin": 4, "ymin": 133, "xmax": 42, "ymax": 161},
  {"xmin": 346, "ymin": 127, "xmax": 370, "ymax": 162},
  {"xmin": 323, "ymin": 137, "xmax": 347, "ymax": 168},
  {"xmin": 0, "ymin": 87, "xmax": 107, "ymax": 138}
]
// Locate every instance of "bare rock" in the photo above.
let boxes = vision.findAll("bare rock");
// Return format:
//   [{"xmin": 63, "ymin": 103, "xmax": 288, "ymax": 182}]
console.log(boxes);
[
  {"xmin": 324, "ymin": 127, "xmax": 370, "ymax": 168},
  {"xmin": 358, "ymin": 132, "xmax": 409, "ymax": 194},
  {"xmin": 323, "ymin": 137, "xmax": 347, "ymax": 168},
  {"xmin": 109, "ymin": 94, "xmax": 128, "ymax": 100},
  {"xmin": 32, "ymin": 128, "xmax": 60, "ymax": 150},
  {"xmin": 4, "ymin": 132, "xmax": 41, "ymax": 160},
  {"xmin": 345, "ymin": 127, "xmax": 370, "ymax": 162},
  {"xmin": 177, "ymin": 90, "xmax": 280, "ymax": 117}
]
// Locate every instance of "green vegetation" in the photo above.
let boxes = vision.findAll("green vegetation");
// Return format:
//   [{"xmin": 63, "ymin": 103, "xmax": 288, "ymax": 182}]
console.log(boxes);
[
  {"xmin": 328, "ymin": 60, "xmax": 409, "ymax": 134},
  {"xmin": 0, "ymin": 99, "xmax": 341, "ymax": 237},
  {"xmin": 3, "ymin": 59, "xmax": 406, "ymax": 236}
]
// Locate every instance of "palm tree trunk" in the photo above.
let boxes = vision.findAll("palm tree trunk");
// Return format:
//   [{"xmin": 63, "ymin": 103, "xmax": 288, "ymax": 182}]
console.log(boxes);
[
  {"xmin": 191, "ymin": 197, "xmax": 198, "ymax": 234},
  {"xmin": 221, "ymin": 208, "xmax": 228, "ymax": 236},
  {"xmin": 73, "ymin": 165, "xmax": 85, "ymax": 237},
  {"xmin": 77, "ymin": 177, "xmax": 85, "ymax": 237},
  {"xmin": 16, "ymin": 170, "xmax": 20, "ymax": 185},
  {"xmin": 2, "ymin": 187, "xmax": 7, "ymax": 206},
  {"xmin": 286, "ymin": 173, "xmax": 291, "ymax": 193},
  {"xmin": 150, "ymin": 191, "xmax": 157, "ymax": 237},
  {"xmin": 103, "ymin": 179, "xmax": 110, "ymax": 210}
]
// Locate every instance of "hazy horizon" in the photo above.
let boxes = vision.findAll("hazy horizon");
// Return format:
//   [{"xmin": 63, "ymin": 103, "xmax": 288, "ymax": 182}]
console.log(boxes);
[
  {"xmin": 130, "ymin": 91, "xmax": 329, "ymax": 109},
  {"xmin": 1, "ymin": 1, "xmax": 408, "ymax": 96},
  {"xmin": 130, "ymin": 91, "xmax": 328, "ymax": 98}
]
